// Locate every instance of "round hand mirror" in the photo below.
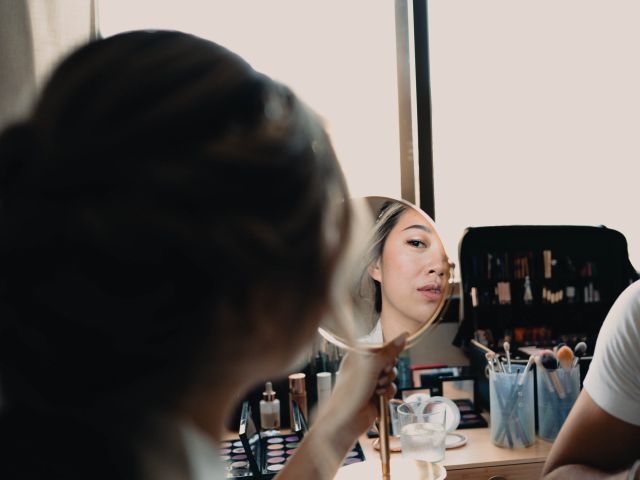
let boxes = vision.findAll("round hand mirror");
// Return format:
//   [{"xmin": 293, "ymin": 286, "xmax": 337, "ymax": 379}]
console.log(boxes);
[
  {"xmin": 319, "ymin": 196, "xmax": 454, "ymax": 479},
  {"xmin": 319, "ymin": 196, "xmax": 454, "ymax": 351}
]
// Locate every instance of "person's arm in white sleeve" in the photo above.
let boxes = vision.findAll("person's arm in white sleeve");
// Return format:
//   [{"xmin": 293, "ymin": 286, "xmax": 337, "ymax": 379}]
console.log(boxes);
[{"xmin": 542, "ymin": 281, "xmax": 640, "ymax": 479}]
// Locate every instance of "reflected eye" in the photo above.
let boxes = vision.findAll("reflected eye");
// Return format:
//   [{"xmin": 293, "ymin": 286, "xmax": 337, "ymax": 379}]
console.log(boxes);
[{"xmin": 407, "ymin": 239, "xmax": 427, "ymax": 248}]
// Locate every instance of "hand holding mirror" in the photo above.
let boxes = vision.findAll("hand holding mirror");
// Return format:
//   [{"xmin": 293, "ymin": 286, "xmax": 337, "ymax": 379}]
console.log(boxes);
[{"xmin": 319, "ymin": 196, "xmax": 454, "ymax": 478}]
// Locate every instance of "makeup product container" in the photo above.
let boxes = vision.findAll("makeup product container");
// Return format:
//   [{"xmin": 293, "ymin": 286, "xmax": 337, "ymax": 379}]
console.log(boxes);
[
  {"xmin": 489, "ymin": 364, "xmax": 534, "ymax": 448},
  {"xmin": 260, "ymin": 381, "xmax": 280, "ymax": 431},
  {"xmin": 238, "ymin": 402, "xmax": 305, "ymax": 479},
  {"xmin": 288, "ymin": 373, "xmax": 307, "ymax": 428},
  {"xmin": 316, "ymin": 372, "xmax": 332, "ymax": 411},
  {"xmin": 536, "ymin": 364, "xmax": 580, "ymax": 441}
]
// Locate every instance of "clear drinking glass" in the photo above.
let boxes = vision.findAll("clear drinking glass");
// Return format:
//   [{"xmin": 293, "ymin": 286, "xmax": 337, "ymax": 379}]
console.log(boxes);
[{"xmin": 397, "ymin": 401, "xmax": 447, "ymax": 463}]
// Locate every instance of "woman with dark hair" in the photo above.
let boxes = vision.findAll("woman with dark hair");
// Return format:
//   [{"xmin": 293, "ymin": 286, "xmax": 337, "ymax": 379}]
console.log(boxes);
[
  {"xmin": 356, "ymin": 201, "xmax": 449, "ymax": 344},
  {"xmin": 0, "ymin": 30, "xmax": 405, "ymax": 479}
]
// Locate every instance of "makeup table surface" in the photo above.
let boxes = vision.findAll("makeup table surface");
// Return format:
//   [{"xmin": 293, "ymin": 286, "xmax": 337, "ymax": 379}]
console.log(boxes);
[{"xmin": 349, "ymin": 427, "xmax": 553, "ymax": 480}]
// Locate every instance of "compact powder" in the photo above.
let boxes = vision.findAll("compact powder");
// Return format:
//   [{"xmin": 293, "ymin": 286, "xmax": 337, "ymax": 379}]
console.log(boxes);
[
  {"xmin": 343, "ymin": 457, "xmax": 363, "ymax": 465},
  {"xmin": 267, "ymin": 464, "xmax": 285, "ymax": 472},
  {"xmin": 285, "ymin": 449, "xmax": 297, "ymax": 455},
  {"xmin": 345, "ymin": 451, "xmax": 359, "ymax": 458},
  {"xmin": 232, "ymin": 447, "xmax": 245, "ymax": 454},
  {"xmin": 219, "ymin": 448, "xmax": 231, "ymax": 455},
  {"xmin": 267, "ymin": 450, "xmax": 283, "ymax": 457},
  {"xmin": 230, "ymin": 461, "xmax": 249, "ymax": 469},
  {"xmin": 267, "ymin": 457, "xmax": 286, "ymax": 464},
  {"xmin": 285, "ymin": 435, "xmax": 299, "ymax": 442},
  {"xmin": 267, "ymin": 437, "xmax": 284, "ymax": 444},
  {"xmin": 285, "ymin": 442, "xmax": 299, "ymax": 449},
  {"xmin": 267, "ymin": 444, "xmax": 284, "ymax": 450},
  {"xmin": 231, "ymin": 454, "xmax": 247, "ymax": 460},
  {"xmin": 233, "ymin": 441, "xmax": 243, "ymax": 447}
]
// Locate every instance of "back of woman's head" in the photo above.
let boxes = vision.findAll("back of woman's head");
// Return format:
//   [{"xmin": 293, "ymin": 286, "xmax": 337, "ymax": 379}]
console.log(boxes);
[{"xmin": 0, "ymin": 31, "xmax": 350, "ymax": 424}]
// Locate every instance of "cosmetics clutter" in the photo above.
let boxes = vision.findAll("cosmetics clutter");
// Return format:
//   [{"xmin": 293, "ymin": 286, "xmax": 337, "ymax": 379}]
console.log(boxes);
[
  {"xmin": 458, "ymin": 225, "xmax": 637, "ymax": 410},
  {"xmin": 479, "ymin": 340, "xmax": 585, "ymax": 445},
  {"xmin": 220, "ymin": 372, "xmax": 366, "ymax": 479},
  {"xmin": 468, "ymin": 250, "xmax": 601, "ymax": 308}
]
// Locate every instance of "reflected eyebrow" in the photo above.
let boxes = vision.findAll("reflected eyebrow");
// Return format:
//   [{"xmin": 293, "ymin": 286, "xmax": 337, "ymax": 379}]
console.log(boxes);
[{"xmin": 402, "ymin": 224, "xmax": 432, "ymax": 234}]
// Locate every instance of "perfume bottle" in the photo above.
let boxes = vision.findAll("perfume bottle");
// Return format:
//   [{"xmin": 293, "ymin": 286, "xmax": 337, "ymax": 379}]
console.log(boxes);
[{"xmin": 259, "ymin": 381, "xmax": 280, "ymax": 431}]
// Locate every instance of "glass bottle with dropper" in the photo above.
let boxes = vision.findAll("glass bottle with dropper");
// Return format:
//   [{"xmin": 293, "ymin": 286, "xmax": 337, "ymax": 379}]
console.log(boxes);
[{"xmin": 260, "ymin": 381, "xmax": 280, "ymax": 433}]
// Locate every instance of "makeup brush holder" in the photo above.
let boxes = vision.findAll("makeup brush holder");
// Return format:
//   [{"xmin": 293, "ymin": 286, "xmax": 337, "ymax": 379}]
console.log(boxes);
[
  {"xmin": 536, "ymin": 365, "xmax": 580, "ymax": 441},
  {"xmin": 489, "ymin": 365, "xmax": 535, "ymax": 448}
]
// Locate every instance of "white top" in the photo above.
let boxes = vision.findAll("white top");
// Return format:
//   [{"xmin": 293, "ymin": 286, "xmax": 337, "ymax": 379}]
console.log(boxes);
[
  {"xmin": 358, "ymin": 319, "xmax": 384, "ymax": 345},
  {"xmin": 141, "ymin": 418, "xmax": 226, "ymax": 480},
  {"xmin": 583, "ymin": 280, "xmax": 640, "ymax": 426},
  {"xmin": 180, "ymin": 422, "xmax": 226, "ymax": 480}
]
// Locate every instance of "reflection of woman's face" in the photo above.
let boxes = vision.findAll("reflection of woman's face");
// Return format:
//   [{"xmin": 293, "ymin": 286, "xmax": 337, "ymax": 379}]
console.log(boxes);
[{"xmin": 369, "ymin": 208, "xmax": 448, "ymax": 332}]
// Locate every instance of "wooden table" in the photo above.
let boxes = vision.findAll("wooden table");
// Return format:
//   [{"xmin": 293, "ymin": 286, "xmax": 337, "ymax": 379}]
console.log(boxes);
[{"xmin": 353, "ymin": 427, "xmax": 553, "ymax": 480}]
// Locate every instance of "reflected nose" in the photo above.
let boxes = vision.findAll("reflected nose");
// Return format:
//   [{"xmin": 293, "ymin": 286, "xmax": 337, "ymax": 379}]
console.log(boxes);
[{"xmin": 426, "ymin": 257, "xmax": 449, "ymax": 277}]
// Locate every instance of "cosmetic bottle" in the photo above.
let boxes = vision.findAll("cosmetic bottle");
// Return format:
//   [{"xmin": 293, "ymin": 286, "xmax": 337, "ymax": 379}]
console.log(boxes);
[
  {"xmin": 316, "ymin": 372, "xmax": 332, "ymax": 411},
  {"xmin": 523, "ymin": 275, "xmax": 533, "ymax": 305},
  {"xmin": 288, "ymin": 373, "xmax": 307, "ymax": 427},
  {"xmin": 259, "ymin": 381, "xmax": 280, "ymax": 431}
]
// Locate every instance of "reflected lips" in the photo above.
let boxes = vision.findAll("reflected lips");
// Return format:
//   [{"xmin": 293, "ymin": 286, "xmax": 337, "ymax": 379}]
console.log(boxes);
[{"xmin": 418, "ymin": 284, "xmax": 442, "ymax": 301}]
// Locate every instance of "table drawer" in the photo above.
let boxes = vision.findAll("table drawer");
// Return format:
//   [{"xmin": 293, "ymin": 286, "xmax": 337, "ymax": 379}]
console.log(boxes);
[{"xmin": 445, "ymin": 461, "xmax": 543, "ymax": 480}]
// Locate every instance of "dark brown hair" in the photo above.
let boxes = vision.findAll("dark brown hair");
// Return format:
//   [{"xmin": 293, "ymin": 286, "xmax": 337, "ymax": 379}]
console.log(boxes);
[{"xmin": 0, "ymin": 30, "xmax": 350, "ymax": 446}]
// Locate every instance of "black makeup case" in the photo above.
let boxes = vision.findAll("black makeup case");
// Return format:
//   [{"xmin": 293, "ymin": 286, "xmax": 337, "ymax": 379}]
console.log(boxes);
[{"xmin": 453, "ymin": 225, "xmax": 638, "ymax": 410}]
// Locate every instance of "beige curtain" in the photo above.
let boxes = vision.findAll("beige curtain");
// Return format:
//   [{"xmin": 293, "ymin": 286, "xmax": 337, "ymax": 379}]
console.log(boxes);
[{"xmin": 0, "ymin": 0, "xmax": 97, "ymax": 129}]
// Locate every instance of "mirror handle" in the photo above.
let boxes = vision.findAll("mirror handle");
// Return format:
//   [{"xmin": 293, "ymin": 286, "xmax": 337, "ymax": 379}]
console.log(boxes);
[{"xmin": 378, "ymin": 394, "xmax": 391, "ymax": 479}]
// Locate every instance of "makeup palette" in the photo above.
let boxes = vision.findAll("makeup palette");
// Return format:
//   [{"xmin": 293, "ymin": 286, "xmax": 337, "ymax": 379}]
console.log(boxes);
[
  {"xmin": 234, "ymin": 401, "xmax": 309, "ymax": 479},
  {"xmin": 218, "ymin": 438, "xmax": 254, "ymax": 478},
  {"xmin": 222, "ymin": 400, "xmax": 366, "ymax": 478},
  {"xmin": 341, "ymin": 442, "xmax": 366, "ymax": 467},
  {"xmin": 454, "ymin": 399, "xmax": 487, "ymax": 428}
]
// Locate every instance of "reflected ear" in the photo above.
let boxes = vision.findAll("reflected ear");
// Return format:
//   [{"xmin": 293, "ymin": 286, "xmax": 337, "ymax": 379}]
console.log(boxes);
[{"xmin": 368, "ymin": 258, "xmax": 382, "ymax": 283}]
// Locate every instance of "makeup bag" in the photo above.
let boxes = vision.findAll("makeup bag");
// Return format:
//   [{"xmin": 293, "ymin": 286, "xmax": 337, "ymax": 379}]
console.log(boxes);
[{"xmin": 453, "ymin": 225, "xmax": 638, "ymax": 410}]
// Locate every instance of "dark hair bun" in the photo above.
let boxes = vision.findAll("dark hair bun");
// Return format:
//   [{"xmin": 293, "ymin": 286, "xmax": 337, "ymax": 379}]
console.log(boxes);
[{"xmin": 0, "ymin": 122, "xmax": 40, "ymax": 199}]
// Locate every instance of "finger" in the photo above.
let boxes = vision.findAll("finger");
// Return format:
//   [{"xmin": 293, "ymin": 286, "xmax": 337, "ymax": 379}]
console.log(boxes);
[
  {"xmin": 384, "ymin": 332, "xmax": 409, "ymax": 360},
  {"xmin": 377, "ymin": 366, "xmax": 398, "ymax": 387},
  {"xmin": 376, "ymin": 382, "xmax": 397, "ymax": 399}
]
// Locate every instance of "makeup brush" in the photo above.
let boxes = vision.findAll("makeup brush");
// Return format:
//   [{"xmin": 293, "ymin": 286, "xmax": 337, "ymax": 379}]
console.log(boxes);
[
  {"xmin": 517, "ymin": 355, "xmax": 535, "ymax": 386},
  {"xmin": 485, "ymin": 352, "xmax": 496, "ymax": 372},
  {"xmin": 539, "ymin": 350, "xmax": 565, "ymax": 399},
  {"xmin": 556, "ymin": 345, "xmax": 574, "ymax": 371},
  {"xmin": 503, "ymin": 341, "xmax": 512, "ymax": 374},
  {"xmin": 534, "ymin": 355, "xmax": 555, "ymax": 394},
  {"xmin": 572, "ymin": 341, "xmax": 587, "ymax": 368}
]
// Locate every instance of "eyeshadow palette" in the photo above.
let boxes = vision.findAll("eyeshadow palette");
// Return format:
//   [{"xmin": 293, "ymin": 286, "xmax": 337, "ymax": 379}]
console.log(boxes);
[
  {"xmin": 221, "ymin": 401, "xmax": 365, "ymax": 478},
  {"xmin": 218, "ymin": 438, "xmax": 254, "ymax": 478},
  {"xmin": 236, "ymin": 401, "xmax": 308, "ymax": 479},
  {"xmin": 341, "ymin": 441, "xmax": 366, "ymax": 467},
  {"xmin": 453, "ymin": 399, "xmax": 487, "ymax": 429}
]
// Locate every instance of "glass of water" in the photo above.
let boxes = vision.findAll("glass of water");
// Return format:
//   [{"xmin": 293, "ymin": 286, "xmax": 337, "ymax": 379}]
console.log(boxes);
[{"xmin": 397, "ymin": 401, "xmax": 447, "ymax": 463}]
